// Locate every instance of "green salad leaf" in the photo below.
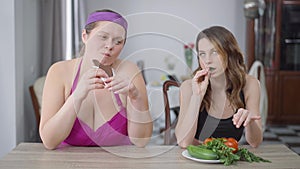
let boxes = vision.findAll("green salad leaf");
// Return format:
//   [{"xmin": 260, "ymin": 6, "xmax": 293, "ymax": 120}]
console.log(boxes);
[{"xmin": 197, "ymin": 138, "xmax": 271, "ymax": 166}]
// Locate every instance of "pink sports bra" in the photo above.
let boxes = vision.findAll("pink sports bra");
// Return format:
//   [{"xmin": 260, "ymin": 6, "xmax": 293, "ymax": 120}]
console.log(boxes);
[{"xmin": 62, "ymin": 60, "xmax": 132, "ymax": 146}]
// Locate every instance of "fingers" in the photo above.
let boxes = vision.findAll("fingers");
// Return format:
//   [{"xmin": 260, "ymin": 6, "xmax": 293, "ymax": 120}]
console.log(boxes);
[
  {"xmin": 191, "ymin": 70, "xmax": 209, "ymax": 96},
  {"xmin": 105, "ymin": 78, "xmax": 123, "ymax": 92},
  {"xmin": 89, "ymin": 83, "xmax": 106, "ymax": 90},
  {"xmin": 81, "ymin": 69, "xmax": 109, "ymax": 91},
  {"xmin": 104, "ymin": 76, "xmax": 138, "ymax": 96},
  {"xmin": 233, "ymin": 108, "xmax": 261, "ymax": 128},
  {"xmin": 87, "ymin": 68, "xmax": 135, "ymax": 95},
  {"xmin": 193, "ymin": 69, "xmax": 208, "ymax": 83},
  {"xmin": 105, "ymin": 77, "xmax": 130, "ymax": 94},
  {"xmin": 92, "ymin": 67, "xmax": 108, "ymax": 79},
  {"xmin": 89, "ymin": 78, "xmax": 106, "ymax": 89},
  {"xmin": 233, "ymin": 109, "xmax": 247, "ymax": 128}
]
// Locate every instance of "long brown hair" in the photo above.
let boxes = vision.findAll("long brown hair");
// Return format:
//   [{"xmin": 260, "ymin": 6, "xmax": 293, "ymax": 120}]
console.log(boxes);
[{"xmin": 194, "ymin": 26, "xmax": 246, "ymax": 112}]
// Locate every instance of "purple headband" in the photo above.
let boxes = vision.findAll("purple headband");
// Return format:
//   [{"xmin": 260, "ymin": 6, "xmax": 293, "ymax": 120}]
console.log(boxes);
[{"xmin": 85, "ymin": 11, "xmax": 128, "ymax": 31}]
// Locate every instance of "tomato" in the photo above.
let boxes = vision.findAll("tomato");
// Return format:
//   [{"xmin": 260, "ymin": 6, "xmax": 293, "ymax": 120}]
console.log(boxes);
[
  {"xmin": 224, "ymin": 138, "xmax": 238, "ymax": 153},
  {"xmin": 204, "ymin": 138, "xmax": 213, "ymax": 144}
]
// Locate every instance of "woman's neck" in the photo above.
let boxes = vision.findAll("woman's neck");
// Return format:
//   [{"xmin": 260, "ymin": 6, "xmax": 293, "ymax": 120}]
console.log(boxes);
[
  {"xmin": 209, "ymin": 73, "xmax": 227, "ymax": 92},
  {"xmin": 209, "ymin": 74, "xmax": 230, "ymax": 118},
  {"xmin": 80, "ymin": 57, "xmax": 92, "ymax": 74}
]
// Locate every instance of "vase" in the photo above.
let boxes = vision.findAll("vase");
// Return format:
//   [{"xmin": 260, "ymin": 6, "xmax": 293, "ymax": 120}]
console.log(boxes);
[{"xmin": 185, "ymin": 48, "xmax": 193, "ymax": 70}]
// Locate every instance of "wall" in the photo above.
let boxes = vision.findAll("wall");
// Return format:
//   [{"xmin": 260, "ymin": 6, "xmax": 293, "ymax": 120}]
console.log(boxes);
[
  {"xmin": 14, "ymin": 0, "xmax": 41, "ymax": 144},
  {"xmin": 0, "ymin": 0, "xmax": 17, "ymax": 158},
  {"xmin": 84, "ymin": 0, "xmax": 246, "ymax": 84},
  {"xmin": 17, "ymin": 0, "xmax": 41, "ymax": 142},
  {"xmin": 0, "ymin": 0, "xmax": 40, "ymax": 158}
]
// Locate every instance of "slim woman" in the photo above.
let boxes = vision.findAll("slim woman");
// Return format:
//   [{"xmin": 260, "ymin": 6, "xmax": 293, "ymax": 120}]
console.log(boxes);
[{"xmin": 175, "ymin": 26, "xmax": 262, "ymax": 148}]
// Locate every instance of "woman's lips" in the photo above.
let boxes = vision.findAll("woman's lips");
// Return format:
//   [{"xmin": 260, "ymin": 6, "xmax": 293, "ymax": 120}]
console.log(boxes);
[
  {"xmin": 209, "ymin": 67, "xmax": 216, "ymax": 72},
  {"xmin": 103, "ymin": 53, "xmax": 111, "ymax": 57}
]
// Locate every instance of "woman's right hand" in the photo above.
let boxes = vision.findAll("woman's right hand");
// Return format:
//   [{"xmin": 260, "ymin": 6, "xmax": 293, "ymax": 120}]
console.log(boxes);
[
  {"xmin": 192, "ymin": 68, "xmax": 210, "ymax": 97},
  {"xmin": 72, "ymin": 68, "xmax": 108, "ymax": 102}
]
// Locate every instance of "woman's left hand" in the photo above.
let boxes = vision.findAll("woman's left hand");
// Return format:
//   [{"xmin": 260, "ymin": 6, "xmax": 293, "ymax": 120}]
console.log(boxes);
[
  {"xmin": 104, "ymin": 75, "xmax": 139, "ymax": 99},
  {"xmin": 232, "ymin": 108, "xmax": 261, "ymax": 128}
]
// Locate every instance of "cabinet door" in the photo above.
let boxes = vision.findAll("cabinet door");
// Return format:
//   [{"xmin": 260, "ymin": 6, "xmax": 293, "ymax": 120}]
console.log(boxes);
[
  {"xmin": 278, "ymin": 71, "xmax": 300, "ymax": 123},
  {"xmin": 265, "ymin": 70, "xmax": 278, "ymax": 124}
]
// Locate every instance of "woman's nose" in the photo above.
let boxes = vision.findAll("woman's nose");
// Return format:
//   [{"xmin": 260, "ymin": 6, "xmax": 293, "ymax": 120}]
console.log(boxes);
[
  {"xmin": 203, "ymin": 55, "xmax": 211, "ymax": 64},
  {"xmin": 105, "ymin": 40, "xmax": 113, "ymax": 50}
]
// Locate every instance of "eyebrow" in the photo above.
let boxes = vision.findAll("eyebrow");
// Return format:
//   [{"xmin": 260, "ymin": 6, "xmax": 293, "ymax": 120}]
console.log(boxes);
[
  {"xmin": 97, "ymin": 31, "xmax": 124, "ymax": 40},
  {"xmin": 198, "ymin": 47, "xmax": 216, "ymax": 53}
]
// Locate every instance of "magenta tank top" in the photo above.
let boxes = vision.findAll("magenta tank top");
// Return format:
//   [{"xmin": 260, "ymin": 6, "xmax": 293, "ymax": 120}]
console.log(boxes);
[{"xmin": 62, "ymin": 60, "xmax": 132, "ymax": 146}]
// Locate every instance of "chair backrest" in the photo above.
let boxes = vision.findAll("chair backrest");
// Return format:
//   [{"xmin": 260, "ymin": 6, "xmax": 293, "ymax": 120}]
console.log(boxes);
[
  {"xmin": 137, "ymin": 60, "xmax": 147, "ymax": 84},
  {"xmin": 162, "ymin": 80, "xmax": 180, "ymax": 145},
  {"xmin": 29, "ymin": 76, "xmax": 46, "ymax": 129}
]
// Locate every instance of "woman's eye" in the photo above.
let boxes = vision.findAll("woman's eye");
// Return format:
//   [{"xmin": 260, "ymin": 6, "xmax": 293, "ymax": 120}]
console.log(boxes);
[
  {"xmin": 211, "ymin": 50, "xmax": 218, "ymax": 56},
  {"xmin": 198, "ymin": 53, "xmax": 205, "ymax": 57},
  {"xmin": 114, "ymin": 40, "xmax": 123, "ymax": 45},
  {"xmin": 99, "ymin": 35, "xmax": 108, "ymax": 40}
]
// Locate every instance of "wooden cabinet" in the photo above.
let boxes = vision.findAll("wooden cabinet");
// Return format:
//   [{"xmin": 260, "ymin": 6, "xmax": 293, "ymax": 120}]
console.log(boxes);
[
  {"xmin": 266, "ymin": 70, "xmax": 300, "ymax": 124},
  {"xmin": 247, "ymin": 0, "xmax": 300, "ymax": 124},
  {"xmin": 278, "ymin": 71, "xmax": 300, "ymax": 123}
]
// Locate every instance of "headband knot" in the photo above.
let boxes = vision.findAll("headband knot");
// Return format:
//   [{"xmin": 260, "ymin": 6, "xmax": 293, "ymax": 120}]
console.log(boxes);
[{"xmin": 85, "ymin": 11, "xmax": 128, "ymax": 31}]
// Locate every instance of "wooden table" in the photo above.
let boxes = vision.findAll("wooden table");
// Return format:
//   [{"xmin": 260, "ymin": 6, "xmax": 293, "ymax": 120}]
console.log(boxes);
[{"xmin": 0, "ymin": 143, "xmax": 300, "ymax": 169}]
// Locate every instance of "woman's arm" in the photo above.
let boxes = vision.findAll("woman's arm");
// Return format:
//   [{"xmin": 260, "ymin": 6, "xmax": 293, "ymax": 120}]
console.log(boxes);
[
  {"xmin": 244, "ymin": 75, "xmax": 263, "ymax": 147},
  {"xmin": 233, "ymin": 75, "xmax": 263, "ymax": 147},
  {"xmin": 39, "ymin": 62, "xmax": 79, "ymax": 149},
  {"xmin": 175, "ymin": 80, "xmax": 202, "ymax": 148},
  {"xmin": 105, "ymin": 61, "xmax": 152, "ymax": 147},
  {"xmin": 40, "ymin": 61, "xmax": 107, "ymax": 149},
  {"xmin": 126, "ymin": 68, "xmax": 153, "ymax": 147},
  {"xmin": 175, "ymin": 68, "xmax": 210, "ymax": 148}
]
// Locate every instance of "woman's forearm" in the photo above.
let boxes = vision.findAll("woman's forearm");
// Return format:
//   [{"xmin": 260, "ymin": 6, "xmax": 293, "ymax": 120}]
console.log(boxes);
[
  {"xmin": 127, "ymin": 113, "xmax": 153, "ymax": 147},
  {"xmin": 127, "ymin": 91, "xmax": 153, "ymax": 147},
  {"xmin": 245, "ymin": 120, "xmax": 263, "ymax": 148},
  {"xmin": 40, "ymin": 95, "xmax": 82, "ymax": 149},
  {"xmin": 175, "ymin": 94, "xmax": 202, "ymax": 148}
]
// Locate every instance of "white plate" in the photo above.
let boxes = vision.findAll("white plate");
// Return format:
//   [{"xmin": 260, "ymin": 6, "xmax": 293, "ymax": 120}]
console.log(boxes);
[{"xmin": 181, "ymin": 150, "xmax": 222, "ymax": 164}]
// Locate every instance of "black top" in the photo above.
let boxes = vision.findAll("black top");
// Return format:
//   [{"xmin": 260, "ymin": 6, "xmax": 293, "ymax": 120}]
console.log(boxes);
[{"xmin": 194, "ymin": 92, "xmax": 245, "ymax": 141}]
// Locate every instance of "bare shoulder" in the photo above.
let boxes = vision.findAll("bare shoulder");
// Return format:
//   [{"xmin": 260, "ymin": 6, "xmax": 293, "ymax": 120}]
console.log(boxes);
[
  {"xmin": 180, "ymin": 79, "xmax": 192, "ymax": 89},
  {"xmin": 114, "ymin": 59, "xmax": 139, "ymax": 75},
  {"xmin": 48, "ymin": 59, "xmax": 76, "ymax": 74},
  {"xmin": 180, "ymin": 79, "xmax": 193, "ymax": 95},
  {"xmin": 46, "ymin": 58, "xmax": 80, "ymax": 85}
]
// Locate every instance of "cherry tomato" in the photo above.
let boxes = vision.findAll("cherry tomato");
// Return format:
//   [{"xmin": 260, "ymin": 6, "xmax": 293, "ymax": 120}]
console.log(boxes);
[
  {"xmin": 224, "ymin": 137, "xmax": 238, "ymax": 153},
  {"xmin": 204, "ymin": 138, "xmax": 213, "ymax": 144}
]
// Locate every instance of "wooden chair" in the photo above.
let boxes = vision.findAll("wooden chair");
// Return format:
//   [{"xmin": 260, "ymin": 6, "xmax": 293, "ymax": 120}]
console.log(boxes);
[
  {"xmin": 29, "ymin": 76, "xmax": 46, "ymax": 131},
  {"xmin": 29, "ymin": 86, "xmax": 40, "ymax": 128},
  {"xmin": 162, "ymin": 80, "xmax": 180, "ymax": 145}
]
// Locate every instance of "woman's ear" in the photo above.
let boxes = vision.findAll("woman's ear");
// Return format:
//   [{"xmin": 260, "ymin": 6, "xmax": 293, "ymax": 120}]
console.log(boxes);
[{"xmin": 82, "ymin": 29, "xmax": 88, "ymax": 43}]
